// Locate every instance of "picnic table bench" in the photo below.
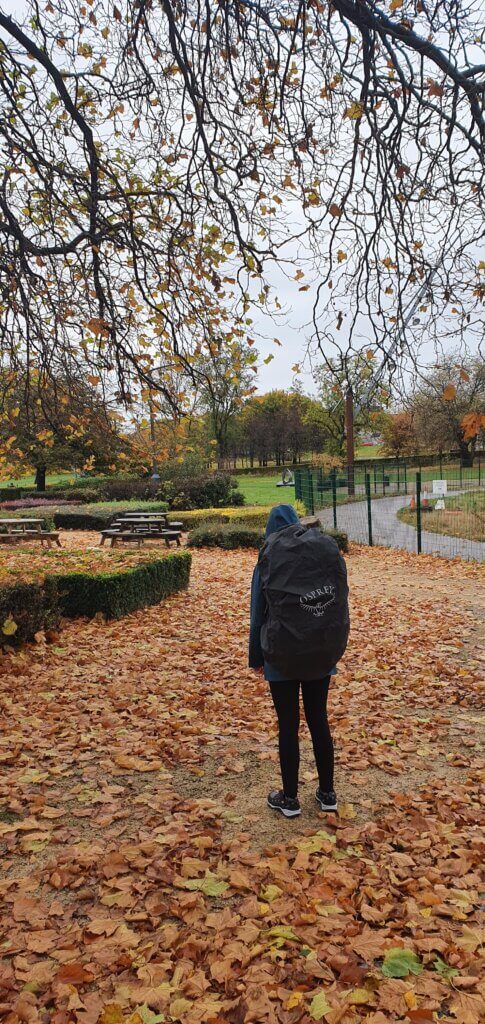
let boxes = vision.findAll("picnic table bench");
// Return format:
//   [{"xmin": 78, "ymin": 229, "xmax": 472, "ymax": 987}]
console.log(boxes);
[
  {"xmin": 100, "ymin": 528, "xmax": 182, "ymax": 549},
  {"xmin": 99, "ymin": 514, "xmax": 183, "ymax": 548},
  {"xmin": 0, "ymin": 518, "xmax": 62, "ymax": 549}
]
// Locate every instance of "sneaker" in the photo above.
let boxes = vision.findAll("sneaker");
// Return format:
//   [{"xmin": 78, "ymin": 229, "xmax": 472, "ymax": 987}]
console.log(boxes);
[
  {"xmin": 315, "ymin": 788, "xmax": 338, "ymax": 811},
  {"xmin": 267, "ymin": 790, "xmax": 301, "ymax": 818}
]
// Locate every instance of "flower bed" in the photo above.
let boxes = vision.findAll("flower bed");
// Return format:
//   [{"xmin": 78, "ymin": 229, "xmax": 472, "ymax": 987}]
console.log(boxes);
[
  {"xmin": 0, "ymin": 545, "xmax": 173, "ymax": 587},
  {"xmin": 0, "ymin": 546, "xmax": 191, "ymax": 645},
  {"xmin": 0, "ymin": 498, "xmax": 77, "ymax": 511}
]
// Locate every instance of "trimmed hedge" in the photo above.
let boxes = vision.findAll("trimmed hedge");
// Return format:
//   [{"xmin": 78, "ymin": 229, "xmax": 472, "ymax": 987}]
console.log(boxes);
[
  {"xmin": 320, "ymin": 528, "xmax": 349, "ymax": 553},
  {"xmin": 172, "ymin": 502, "xmax": 307, "ymax": 532},
  {"xmin": 52, "ymin": 500, "xmax": 169, "ymax": 531},
  {"xmin": 41, "ymin": 487, "xmax": 101, "ymax": 504},
  {"xmin": 0, "ymin": 486, "xmax": 25, "ymax": 501},
  {"xmin": 48, "ymin": 502, "xmax": 298, "ymax": 532},
  {"xmin": 188, "ymin": 525, "xmax": 264, "ymax": 550},
  {"xmin": 188, "ymin": 522, "xmax": 348, "ymax": 552},
  {"xmin": 1, "ymin": 551, "xmax": 191, "ymax": 645},
  {"xmin": 0, "ymin": 580, "xmax": 59, "ymax": 647},
  {"xmin": 51, "ymin": 551, "xmax": 192, "ymax": 620}
]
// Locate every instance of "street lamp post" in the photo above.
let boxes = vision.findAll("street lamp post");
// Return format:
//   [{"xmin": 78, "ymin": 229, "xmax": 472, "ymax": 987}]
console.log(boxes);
[
  {"xmin": 148, "ymin": 391, "xmax": 160, "ymax": 490},
  {"xmin": 344, "ymin": 381, "xmax": 355, "ymax": 496}
]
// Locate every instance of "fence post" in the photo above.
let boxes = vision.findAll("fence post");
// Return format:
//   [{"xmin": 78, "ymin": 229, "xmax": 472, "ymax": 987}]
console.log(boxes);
[
  {"xmin": 365, "ymin": 473, "xmax": 373, "ymax": 546},
  {"xmin": 382, "ymin": 463, "xmax": 386, "ymax": 495},
  {"xmin": 308, "ymin": 470, "xmax": 315, "ymax": 516},
  {"xmin": 404, "ymin": 463, "xmax": 407, "ymax": 495},
  {"xmin": 374, "ymin": 465, "xmax": 377, "ymax": 494},
  {"xmin": 331, "ymin": 469, "xmax": 337, "ymax": 528},
  {"xmin": 479, "ymin": 452, "xmax": 481, "ymax": 487},
  {"xmin": 397, "ymin": 461, "xmax": 400, "ymax": 493},
  {"xmin": 294, "ymin": 468, "xmax": 302, "ymax": 502},
  {"xmin": 439, "ymin": 450, "xmax": 443, "ymax": 478},
  {"xmin": 459, "ymin": 458, "xmax": 463, "ymax": 488},
  {"xmin": 416, "ymin": 471, "xmax": 422, "ymax": 554}
]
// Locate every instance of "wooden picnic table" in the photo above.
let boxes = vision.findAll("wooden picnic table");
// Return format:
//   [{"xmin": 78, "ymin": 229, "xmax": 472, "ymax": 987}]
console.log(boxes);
[
  {"xmin": 119, "ymin": 511, "xmax": 168, "ymax": 517},
  {"xmin": 0, "ymin": 518, "xmax": 44, "ymax": 531},
  {"xmin": 0, "ymin": 518, "xmax": 61, "ymax": 548},
  {"xmin": 99, "ymin": 512, "xmax": 183, "ymax": 548},
  {"xmin": 114, "ymin": 516, "xmax": 167, "ymax": 531}
]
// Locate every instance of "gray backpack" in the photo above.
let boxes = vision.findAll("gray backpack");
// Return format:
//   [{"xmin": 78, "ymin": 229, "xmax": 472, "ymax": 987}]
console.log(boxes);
[{"xmin": 258, "ymin": 524, "xmax": 349, "ymax": 679}]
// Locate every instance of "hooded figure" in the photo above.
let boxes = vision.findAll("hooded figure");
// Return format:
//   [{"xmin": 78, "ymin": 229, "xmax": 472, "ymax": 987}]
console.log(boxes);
[
  {"xmin": 249, "ymin": 504, "xmax": 299, "ymax": 681},
  {"xmin": 249, "ymin": 503, "xmax": 339, "ymax": 819}
]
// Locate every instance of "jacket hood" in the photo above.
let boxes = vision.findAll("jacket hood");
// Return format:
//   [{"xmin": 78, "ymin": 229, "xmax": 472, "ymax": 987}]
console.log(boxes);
[{"xmin": 265, "ymin": 503, "xmax": 299, "ymax": 539}]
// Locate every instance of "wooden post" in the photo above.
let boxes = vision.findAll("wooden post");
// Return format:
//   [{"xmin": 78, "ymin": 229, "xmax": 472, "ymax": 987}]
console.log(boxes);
[
  {"xmin": 365, "ymin": 473, "xmax": 373, "ymax": 546},
  {"xmin": 149, "ymin": 391, "xmax": 159, "ymax": 484},
  {"xmin": 345, "ymin": 385, "xmax": 355, "ymax": 496}
]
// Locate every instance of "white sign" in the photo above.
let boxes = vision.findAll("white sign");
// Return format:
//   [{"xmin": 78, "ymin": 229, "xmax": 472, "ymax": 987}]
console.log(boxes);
[
  {"xmin": 435, "ymin": 499, "xmax": 445, "ymax": 510},
  {"xmin": 432, "ymin": 479, "xmax": 448, "ymax": 496}
]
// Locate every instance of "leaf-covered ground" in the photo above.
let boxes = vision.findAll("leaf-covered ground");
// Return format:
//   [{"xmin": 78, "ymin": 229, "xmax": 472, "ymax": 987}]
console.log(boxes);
[
  {"xmin": 0, "ymin": 534, "xmax": 175, "ymax": 587},
  {"xmin": 1, "ymin": 543, "xmax": 484, "ymax": 1024}
]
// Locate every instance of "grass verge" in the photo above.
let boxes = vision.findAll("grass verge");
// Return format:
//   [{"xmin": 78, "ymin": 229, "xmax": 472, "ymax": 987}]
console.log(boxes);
[{"xmin": 397, "ymin": 491, "xmax": 484, "ymax": 543}]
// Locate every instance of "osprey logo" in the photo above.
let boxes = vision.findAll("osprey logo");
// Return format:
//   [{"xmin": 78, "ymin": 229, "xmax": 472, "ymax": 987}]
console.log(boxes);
[{"xmin": 300, "ymin": 585, "xmax": 335, "ymax": 617}]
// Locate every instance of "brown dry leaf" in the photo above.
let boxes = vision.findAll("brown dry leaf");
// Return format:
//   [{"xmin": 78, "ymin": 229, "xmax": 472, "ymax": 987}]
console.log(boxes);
[
  {"xmin": 98, "ymin": 1006, "xmax": 125, "ymax": 1024},
  {"xmin": 56, "ymin": 963, "xmax": 95, "ymax": 985},
  {"xmin": 449, "ymin": 992, "xmax": 485, "ymax": 1024},
  {"xmin": 113, "ymin": 754, "xmax": 163, "ymax": 771}
]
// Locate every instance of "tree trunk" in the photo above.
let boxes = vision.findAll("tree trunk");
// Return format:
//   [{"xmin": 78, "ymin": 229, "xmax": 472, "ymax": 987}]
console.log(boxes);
[
  {"xmin": 458, "ymin": 439, "xmax": 474, "ymax": 467},
  {"xmin": 35, "ymin": 465, "xmax": 46, "ymax": 492}
]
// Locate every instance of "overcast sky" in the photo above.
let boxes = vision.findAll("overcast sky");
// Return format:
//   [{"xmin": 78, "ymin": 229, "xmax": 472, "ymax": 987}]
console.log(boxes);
[{"xmin": 2, "ymin": 0, "xmax": 482, "ymax": 401}]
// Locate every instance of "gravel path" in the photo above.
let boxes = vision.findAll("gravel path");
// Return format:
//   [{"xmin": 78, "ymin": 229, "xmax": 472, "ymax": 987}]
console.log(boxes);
[{"xmin": 317, "ymin": 492, "xmax": 484, "ymax": 561}]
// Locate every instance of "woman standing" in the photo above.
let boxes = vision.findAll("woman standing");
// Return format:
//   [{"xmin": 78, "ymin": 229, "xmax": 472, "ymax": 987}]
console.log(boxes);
[{"xmin": 249, "ymin": 504, "xmax": 349, "ymax": 818}]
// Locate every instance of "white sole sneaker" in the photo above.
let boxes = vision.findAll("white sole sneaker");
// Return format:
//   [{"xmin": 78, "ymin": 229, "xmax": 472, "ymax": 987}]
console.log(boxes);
[
  {"xmin": 315, "ymin": 793, "xmax": 338, "ymax": 812},
  {"xmin": 267, "ymin": 797, "xmax": 301, "ymax": 818}
]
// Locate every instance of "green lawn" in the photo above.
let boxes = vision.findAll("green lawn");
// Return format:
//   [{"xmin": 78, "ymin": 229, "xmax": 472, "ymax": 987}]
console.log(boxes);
[
  {"xmin": 355, "ymin": 444, "xmax": 383, "ymax": 459},
  {"xmin": 236, "ymin": 474, "xmax": 297, "ymax": 506},
  {"xmin": 397, "ymin": 490, "xmax": 484, "ymax": 543},
  {"xmin": 0, "ymin": 471, "xmax": 74, "ymax": 488}
]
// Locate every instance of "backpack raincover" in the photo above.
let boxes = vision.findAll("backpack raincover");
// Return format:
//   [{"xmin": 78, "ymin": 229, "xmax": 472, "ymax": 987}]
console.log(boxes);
[{"xmin": 258, "ymin": 524, "xmax": 349, "ymax": 679}]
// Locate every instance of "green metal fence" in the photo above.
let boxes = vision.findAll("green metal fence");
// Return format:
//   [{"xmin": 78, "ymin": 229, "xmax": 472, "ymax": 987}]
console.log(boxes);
[{"xmin": 295, "ymin": 455, "xmax": 484, "ymax": 561}]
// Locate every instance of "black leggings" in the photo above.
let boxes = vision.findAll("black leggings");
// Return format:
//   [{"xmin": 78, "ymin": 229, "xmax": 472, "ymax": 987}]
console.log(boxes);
[{"xmin": 269, "ymin": 677, "xmax": 333, "ymax": 799}]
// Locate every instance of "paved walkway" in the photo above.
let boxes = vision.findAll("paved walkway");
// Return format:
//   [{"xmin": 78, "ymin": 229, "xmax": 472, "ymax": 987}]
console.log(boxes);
[{"xmin": 317, "ymin": 492, "xmax": 484, "ymax": 562}]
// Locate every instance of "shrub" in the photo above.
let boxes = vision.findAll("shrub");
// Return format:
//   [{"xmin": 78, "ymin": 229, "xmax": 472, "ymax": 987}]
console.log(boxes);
[
  {"xmin": 172, "ymin": 501, "xmax": 306, "ymax": 532},
  {"xmin": 0, "ymin": 551, "xmax": 191, "ymax": 643},
  {"xmin": 51, "ymin": 551, "xmax": 191, "ymax": 619},
  {"xmin": 320, "ymin": 527, "xmax": 349, "ymax": 553},
  {"xmin": 229, "ymin": 490, "xmax": 246, "ymax": 507},
  {"xmin": 100, "ymin": 478, "xmax": 155, "ymax": 501},
  {"xmin": 0, "ymin": 487, "xmax": 27, "ymax": 501},
  {"xmin": 42, "ymin": 487, "xmax": 102, "ymax": 503},
  {"xmin": 157, "ymin": 452, "xmax": 210, "ymax": 481},
  {"xmin": 188, "ymin": 525, "xmax": 265, "ymax": 550},
  {"xmin": 0, "ymin": 580, "xmax": 59, "ymax": 647},
  {"xmin": 52, "ymin": 500, "xmax": 169, "ymax": 530},
  {"xmin": 188, "ymin": 521, "xmax": 348, "ymax": 552},
  {"xmin": 156, "ymin": 472, "xmax": 243, "ymax": 510}
]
